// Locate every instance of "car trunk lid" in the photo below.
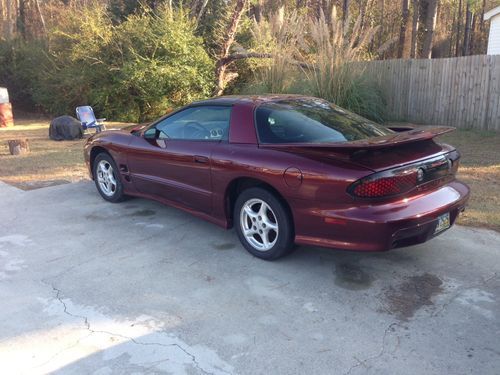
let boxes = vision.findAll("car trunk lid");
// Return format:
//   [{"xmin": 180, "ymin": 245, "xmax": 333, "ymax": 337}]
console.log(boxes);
[{"xmin": 260, "ymin": 126, "xmax": 456, "ymax": 172}]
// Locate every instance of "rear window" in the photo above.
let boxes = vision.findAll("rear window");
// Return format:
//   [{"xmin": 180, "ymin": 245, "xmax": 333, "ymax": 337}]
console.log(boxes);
[{"xmin": 255, "ymin": 98, "xmax": 393, "ymax": 144}]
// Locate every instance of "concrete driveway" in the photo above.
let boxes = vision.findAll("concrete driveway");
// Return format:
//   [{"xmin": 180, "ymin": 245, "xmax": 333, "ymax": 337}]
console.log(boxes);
[{"xmin": 0, "ymin": 181, "xmax": 499, "ymax": 375}]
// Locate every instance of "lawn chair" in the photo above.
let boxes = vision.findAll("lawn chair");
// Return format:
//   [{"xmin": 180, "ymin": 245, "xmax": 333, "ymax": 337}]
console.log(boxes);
[{"xmin": 76, "ymin": 106, "xmax": 106, "ymax": 133}]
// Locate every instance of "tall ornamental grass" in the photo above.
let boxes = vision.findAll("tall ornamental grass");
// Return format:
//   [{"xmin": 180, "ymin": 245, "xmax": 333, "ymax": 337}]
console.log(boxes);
[{"xmin": 243, "ymin": 8, "xmax": 387, "ymax": 122}]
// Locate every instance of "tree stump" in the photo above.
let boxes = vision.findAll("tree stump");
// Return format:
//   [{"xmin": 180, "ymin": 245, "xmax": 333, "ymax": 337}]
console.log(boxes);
[{"xmin": 7, "ymin": 139, "xmax": 30, "ymax": 155}]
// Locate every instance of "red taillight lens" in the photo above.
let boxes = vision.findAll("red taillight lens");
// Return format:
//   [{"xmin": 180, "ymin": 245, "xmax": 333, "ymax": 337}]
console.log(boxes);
[
  {"xmin": 348, "ymin": 153, "xmax": 459, "ymax": 199},
  {"xmin": 350, "ymin": 169, "xmax": 418, "ymax": 198}
]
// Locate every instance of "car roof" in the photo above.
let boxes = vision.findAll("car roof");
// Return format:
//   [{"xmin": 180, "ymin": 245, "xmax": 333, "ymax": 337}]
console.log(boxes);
[{"xmin": 190, "ymin": 94, "xmax": 312, "ymax": 107}]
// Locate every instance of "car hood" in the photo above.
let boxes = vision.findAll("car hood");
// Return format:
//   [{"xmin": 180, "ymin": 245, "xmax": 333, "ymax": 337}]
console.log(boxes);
[
  {"xmin": 122, "ymin": 123, "xmax": 149, "ymax": 133},
  {"xmin": 260, "ymin": 126, "xmax": 456, "ymax": 172},
  {"xmin": 85, "ymin": 123, "xmax": 149, "ymax": 145}
]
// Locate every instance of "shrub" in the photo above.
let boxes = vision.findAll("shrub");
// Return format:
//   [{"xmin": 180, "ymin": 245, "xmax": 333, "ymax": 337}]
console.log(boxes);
[
  {"xmin": 2, "ymin": 4, "xmax": 214, "ymax": 122},
  {"xmin": 109, "ymin": 7, "xmax": 214, "ymax": 121},
  {"xmin": 0, "ymin": 39, "xmax": 47, "ymax": 111}
]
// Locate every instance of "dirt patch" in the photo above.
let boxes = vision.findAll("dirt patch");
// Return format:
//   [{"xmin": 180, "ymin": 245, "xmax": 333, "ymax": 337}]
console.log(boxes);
[
  {"xmin": 334, "ymin": 263, "xmax": 372, "ymax": 290},
  {"xmin": 10, "ymin": 179, "xmax": 71, "ymax": 190},
  {"xmin": 382, "ymin": 273, "xmax": 443, "ymax": 321}
]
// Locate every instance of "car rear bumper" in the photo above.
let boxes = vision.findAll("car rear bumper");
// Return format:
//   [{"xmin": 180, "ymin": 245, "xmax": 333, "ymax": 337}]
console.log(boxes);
[{"xmin": 292, "ymin": 180, "xmax": 470, "ymax": 251}]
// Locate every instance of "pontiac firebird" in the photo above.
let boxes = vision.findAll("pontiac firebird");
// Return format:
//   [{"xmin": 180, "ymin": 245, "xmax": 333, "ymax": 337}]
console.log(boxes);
[{"xmin": 84, "ymin": 95, "xmax": 470, "ymax": 260}]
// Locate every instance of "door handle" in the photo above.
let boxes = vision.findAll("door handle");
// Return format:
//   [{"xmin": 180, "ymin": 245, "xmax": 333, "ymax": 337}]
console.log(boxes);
[{"xmin": 194, "ymin": 155, "xmax": 209, "ymax": 164}]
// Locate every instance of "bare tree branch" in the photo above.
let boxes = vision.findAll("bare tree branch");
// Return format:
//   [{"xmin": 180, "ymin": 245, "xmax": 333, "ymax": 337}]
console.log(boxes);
[{"xmin": 213, "ymin": 0, "xmax": 249, "ymax": 96}]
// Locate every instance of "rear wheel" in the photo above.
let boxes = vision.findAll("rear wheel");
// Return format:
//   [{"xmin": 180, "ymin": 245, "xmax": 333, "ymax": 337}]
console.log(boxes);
[
  {"xmin": 234, "ymin": 187, "xmax": 294, "ymax": 260},
  {"xmin": 93, "ymin": 153, "xmax": 126, "ymax": 203}
]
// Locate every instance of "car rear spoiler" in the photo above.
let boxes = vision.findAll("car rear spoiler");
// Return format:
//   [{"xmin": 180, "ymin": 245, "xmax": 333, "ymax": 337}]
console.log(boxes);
[{"xmin": 259, "ymin": 126, "xmax": 455, "ymax": 152}]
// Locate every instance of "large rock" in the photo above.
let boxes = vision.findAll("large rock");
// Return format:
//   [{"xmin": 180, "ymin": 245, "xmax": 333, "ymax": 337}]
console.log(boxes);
[{"xmin": 49, "ymin": 116, "xmax": 83, "ymax": 141}]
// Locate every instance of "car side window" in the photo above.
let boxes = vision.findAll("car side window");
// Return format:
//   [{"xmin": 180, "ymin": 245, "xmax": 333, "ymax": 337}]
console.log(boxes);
[{"xmin": 154, "ymin": 106, "xmax": 232, "ymax": 141}]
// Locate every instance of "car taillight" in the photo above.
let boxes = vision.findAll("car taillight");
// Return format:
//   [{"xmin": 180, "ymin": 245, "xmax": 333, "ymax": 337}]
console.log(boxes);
[{"xmin": 349, "ymin": 168, "xmax": 418, "ymax": 198}]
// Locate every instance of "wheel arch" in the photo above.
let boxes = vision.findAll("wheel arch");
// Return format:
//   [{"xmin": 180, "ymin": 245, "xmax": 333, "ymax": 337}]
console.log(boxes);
[
  {"xmin": 224, "ymin": 177, "xmax": 294, "ymax": 230},
  {"xmin": 89, "ymin": 146, "xmax": 111, "ymax": 179}
]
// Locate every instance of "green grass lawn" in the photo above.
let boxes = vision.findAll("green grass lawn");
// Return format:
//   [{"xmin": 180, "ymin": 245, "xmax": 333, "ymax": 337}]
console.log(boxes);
[
  {"xmin": 0, "ymin": 117, "xmax": 130, "ymax": 190},
  {"xmin": 1, "ymin": 119, "xmax": 499, "ymax": 231}
]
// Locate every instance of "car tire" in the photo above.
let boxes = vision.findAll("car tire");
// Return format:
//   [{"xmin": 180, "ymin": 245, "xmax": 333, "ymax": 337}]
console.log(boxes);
[
  {"xmin": 234, "ymin": 187, "xmax": 294, "ymax": 260},
  {"xmin": 93, "ymin": 153, "xmax": 126, "ymax": 203}
]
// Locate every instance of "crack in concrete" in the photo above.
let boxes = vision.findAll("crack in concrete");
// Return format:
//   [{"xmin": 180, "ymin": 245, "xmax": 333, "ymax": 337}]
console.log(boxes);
[
  {"xmin": 351, "ymin": 273, "xmax": 498, "ymax": 374},
  {"xmin": 49, "ymin": 285, "xmax": 223, "ymax": 375},
  {"xmin": 343, "ymin": 322, "xmax": 401, "ymax": 375},
  {"xmin": 432, "ymin": 271, "xmax": 498, "ymax": 317},
  {"xmin": 34, "ymin": 332, "xmax": 93, "ymax": 369}
]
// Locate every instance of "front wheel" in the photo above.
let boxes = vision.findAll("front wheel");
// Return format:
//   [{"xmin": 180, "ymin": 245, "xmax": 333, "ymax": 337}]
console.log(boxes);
[
  {"xmin": 234, "ymin": 187, "xmax": 294, "ymax": 260},
  {"xmin": 93, "ymin": 153, "xmax": 126, "ymax": 203}
]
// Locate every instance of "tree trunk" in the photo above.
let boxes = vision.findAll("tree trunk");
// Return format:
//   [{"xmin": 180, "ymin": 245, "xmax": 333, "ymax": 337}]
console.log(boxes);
[
  {"xmin": 8, "ymin": 139, "xmax": 30, "ymax": 155},
  {"xmin": 342, "ymin": 0, "xmax": 350, "ymax": 29},
  {"xmin": 455, "ymin": 0, "xmax": 462, "ymax": 56},
  {"xmin": 469, "ymin": 13, "xmax": 476, "ymax": 54},
  {"xmin": 378, "ymin": 0, "xmax": 385, "ymax": 57},
  {"xmin": 462, "ymin": 2, "xmax": 472, "ymax": 56},
  {"xmin": 450, "ymin": 5, "xmax": 457, "ymax": 57},
  {"xmin": 213, "ymin": 0, "xmax": 248, "ymax": 96},
  {"xmin": 1, "ymin": 0, "xmax": 18, "ymax": 39},
  {"xmin": 410, "ymin": 0, "xmax": 419, "ymax": 58},
  {"xmin": 34, "ymin": 0, "xmax": 45, "ymax": 34},
  {"xmin": 252, "ymin": 0, "xmax": 263, "ymax": 22},
  {"xmin": 420, "ymin": 0, "xmax": 438, "ymax": 59},
  {"xmin": 18, "ymin": 0, "xmax": 45, "ymax": 39},
  {"xmin": 18, "ymin": 0, "xmax": 27, "ymax": 39},
  {"xmin": 398, "ymin": 0, "xmax": 410, "ymax": 58},
  {"xmin": 480, "ymin": 0, "xmax": 486, "ymax": 32}
]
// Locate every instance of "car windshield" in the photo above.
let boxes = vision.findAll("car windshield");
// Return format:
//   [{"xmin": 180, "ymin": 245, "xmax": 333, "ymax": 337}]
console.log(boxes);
[{"xmin": 255, "ymin": 98, "xmax": 393, "ymax": 144}]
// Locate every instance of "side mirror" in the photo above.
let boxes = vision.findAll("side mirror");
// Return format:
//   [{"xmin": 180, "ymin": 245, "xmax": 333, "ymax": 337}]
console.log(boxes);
[{"xmin": 143, "ymin": 127, "xmax": 157, "ymax": 139}]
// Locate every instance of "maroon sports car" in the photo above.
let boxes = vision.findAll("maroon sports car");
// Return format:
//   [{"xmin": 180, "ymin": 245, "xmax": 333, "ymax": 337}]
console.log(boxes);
[{"xmin": 84, "ymin": 95, "xmax": 470, "ymax": 260}]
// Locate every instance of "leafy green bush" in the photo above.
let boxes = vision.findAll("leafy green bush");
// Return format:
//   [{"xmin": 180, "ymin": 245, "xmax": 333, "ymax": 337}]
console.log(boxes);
[
  {"xmin": 1, "ymin": 4, "xmax": 214, "ymax": 122},
  {"xmin": 0, "ymin": 39, "xmax": 47, "ymax": 110},
  {"xmin": 109, "ymin": 7, "xmax": 214, "ymax": 121}
]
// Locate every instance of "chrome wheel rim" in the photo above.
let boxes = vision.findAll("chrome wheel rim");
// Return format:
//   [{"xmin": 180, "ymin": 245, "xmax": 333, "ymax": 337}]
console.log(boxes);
[
  {"xmin": 240, "ymin": 198, "xmax": 279, "ymax": 251},
  {"xmin": 96, "ymin": 160, "xmax": 117, "ymax": 197}
]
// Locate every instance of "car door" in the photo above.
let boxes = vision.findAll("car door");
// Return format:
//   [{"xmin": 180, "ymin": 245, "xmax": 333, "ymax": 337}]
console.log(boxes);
[{"xmin": 127, "ymin": 105, "xmax": 232, "ymax": 215}]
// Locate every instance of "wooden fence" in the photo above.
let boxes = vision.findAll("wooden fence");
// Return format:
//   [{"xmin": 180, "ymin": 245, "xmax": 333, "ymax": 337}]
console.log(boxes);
[{"xmin": 356, "ymin": 55, "xmax": 500, "ymax": 131}]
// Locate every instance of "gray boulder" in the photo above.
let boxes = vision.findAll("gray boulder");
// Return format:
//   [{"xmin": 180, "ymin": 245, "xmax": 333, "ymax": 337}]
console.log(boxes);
[{"xmin": 49, "ymin": 116, "xmax": 83, "ymax": 141}]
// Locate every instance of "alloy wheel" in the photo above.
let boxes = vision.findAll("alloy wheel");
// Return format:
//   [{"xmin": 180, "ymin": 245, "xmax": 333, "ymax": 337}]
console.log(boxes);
[
  {"xmin": 240, "ymin": 198, "xmax": 279, "ymax": 251},
  {"xmin": 96, "ymin": 160, "xmax": 117, "ymax": 197}
]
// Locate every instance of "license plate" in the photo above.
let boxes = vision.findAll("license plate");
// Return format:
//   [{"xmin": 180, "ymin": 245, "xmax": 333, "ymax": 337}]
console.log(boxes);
[{"xmin": 434, "ymin": 212, "xmax": 450, "ymax": 234}]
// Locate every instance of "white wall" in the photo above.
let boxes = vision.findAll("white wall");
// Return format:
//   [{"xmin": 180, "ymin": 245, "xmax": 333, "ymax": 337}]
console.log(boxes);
[{"xmin": 488, "ymin": 15, "xmax": 500, "ymax": 55}]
